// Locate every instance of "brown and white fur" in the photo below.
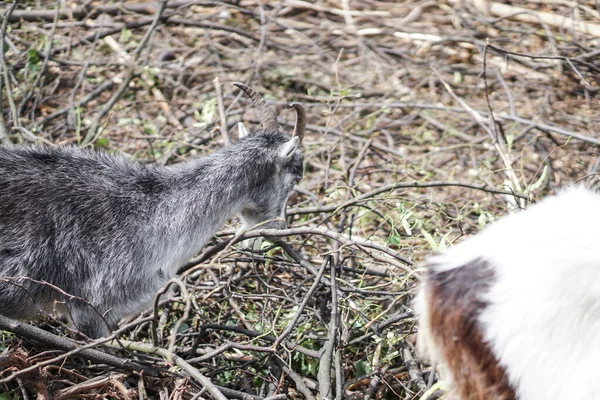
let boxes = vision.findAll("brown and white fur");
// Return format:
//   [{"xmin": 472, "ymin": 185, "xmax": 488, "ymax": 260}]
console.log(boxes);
[{"xmin": 415, "ymin": 186, "xmax": 600, "ymax": 400}]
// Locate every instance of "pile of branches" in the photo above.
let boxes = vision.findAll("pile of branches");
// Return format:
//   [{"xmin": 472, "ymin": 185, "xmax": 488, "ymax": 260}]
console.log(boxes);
[{"xmin": 1, "ymin": 0, "xmax": 599, "ymax": 399}]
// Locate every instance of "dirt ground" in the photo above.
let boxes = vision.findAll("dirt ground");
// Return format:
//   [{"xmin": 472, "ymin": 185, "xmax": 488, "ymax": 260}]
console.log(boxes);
[{"xmin": 1, "ymin": 0, "xmax": 599, "ymax": 399}]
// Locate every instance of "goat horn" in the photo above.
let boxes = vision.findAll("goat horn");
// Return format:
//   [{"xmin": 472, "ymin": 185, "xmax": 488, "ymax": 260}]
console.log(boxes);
[
  {"xmin": 289, "ymin": 103, "xmax": 306, "ymax": 144},
  {"xmin": 233, "ymin": 82, "xmax": 279, "ymax": 132}
]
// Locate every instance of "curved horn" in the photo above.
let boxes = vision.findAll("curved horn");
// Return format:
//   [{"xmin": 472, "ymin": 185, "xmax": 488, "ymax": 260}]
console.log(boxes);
[
  {"xmin": 233, "ymin": 82, "xmax": 279, "ymax": 132},
  {"xmin": 289, "ymin": 103, "xmax": 306, "ymax": 144}
]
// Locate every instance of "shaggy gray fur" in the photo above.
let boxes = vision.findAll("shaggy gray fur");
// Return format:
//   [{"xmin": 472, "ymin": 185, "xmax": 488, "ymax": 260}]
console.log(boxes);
[{"xmin": 0, "ymin": 127, "xmax": 302, "ymax": 338}]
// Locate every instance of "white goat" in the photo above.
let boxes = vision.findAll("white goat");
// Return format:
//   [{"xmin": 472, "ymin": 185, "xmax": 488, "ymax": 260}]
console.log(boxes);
[{"xmin": 415, "ymin": 186, "xmax": 600, "ymax": 400}]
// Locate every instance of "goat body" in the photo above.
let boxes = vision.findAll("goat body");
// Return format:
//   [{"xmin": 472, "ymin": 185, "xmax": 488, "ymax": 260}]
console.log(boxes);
[
  {"xmin": 0, "ymin": 84, "xmax": 305, "ymax": 339},
  {"xmin": 416, "ymin": 186, "xmax": 600, "ymax": 400}
]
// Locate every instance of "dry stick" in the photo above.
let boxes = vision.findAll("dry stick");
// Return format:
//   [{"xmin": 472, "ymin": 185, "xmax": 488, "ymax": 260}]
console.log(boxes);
[
  {"xmin": 54, "ymin": 373, "xmax": 128, "ymax": 400},
  {"xmin": 0, "ymin": 1, "xmax": 19, "ymax": 143},
  {"xmin": 345, "ymin": 311, "xmax": 412, "ymax": 347},
  {"xmin": 339, "ymin": 137, "xmax": 374, "ymax": 248},
  {"xmin": 276, "ymin": 240, "xmax": 380, "ymax": 296},
  {"xmin": 186, "ymin": 217, "xmax": 414, "ymax": 276},
  {"xmin": 165, "ymin": 279, "xmax": 192, "ymax": 357},
  {"xmin": 82, "ymin": 0, "xmax": 168, "ymax": 145},
  {"xmin": 275, "ymin": 241, "xmax": 377, "ymax": 342},
  {"xmin": 266, "ymin": 359, "xmax": 283, "ymax": 398},
  {"xmin": 436, "ymin": 71, "xmax": 524, "ymax": 202},
  {"xmin": 481, "ymin": 43, "xmax": 525, "ymax": 208},
  {"xmin": 151, "ymin": 277, "xmax": 191, "ymax": 358},
  {"xmin": 68, "ymin": 63, "xmax": 89, "ymax": 134},
  {"xmin": 342, "ymin": 369, "xmax": 386, "ymax": 394},
  {"xmin": 0, "ymin": 276, "xmax": 118, "ymax": 337},
  {"xmin": 289, "ymin": 180, "xmax": 528, "ymax": 216},
  {"xmin": 39, "ymin": 77, "xmax": 116, "ymax": 127},
  {"xmin": 17, "ymin": 3, "xmax": 60, "ymax": 117},
  {"xmin": 486, "ymin": 42, "xmax": 598, "ymax": 78},
  {"xmin": 317, "ymin": 257, "xmax": 336, "ymax": 399},
  {"xmin": 244, "ymin": 226, "xmax": 412, "ymax": 271},
  {"xmin": 7, "ymin": 0, "xmax": 241, "ymax": 22},
  {"xmin": 274, "ymin": 357, "xmax": 316, "ymax": 400},
  {"xmin": 0, "ymin": 315, "xmax": 159, "ymax": 384},
  {"xmin": 213, "ymin": 77, "xmax": 231, "ymax": 145},
  {"xmin": 272, "ymin": 101, "xmax": 600, "ymax": 146},
  {"xmin": 186, "ymin": 326, "xmax": 320, "ymax": 362},
  {"xmin": 166, "ymin": 17, "xmax": 294, "ymax": 52},
  {"xmin": 186, "ymin": 342, "xmax": 238, "ymax": 364},
  {"xmin": 272, "ymin": 258, "xmax": 328, "ymax": 348},
  {"xmin": 138, "ymin": 375, "xmax": 147, "ymax": 400},
  {"xmin": 250, "ymin": 0, "xmax": 269, "ymax": 81},
  {"xmin": 67, "ymin": 31, "xmax": 102, "ymax": 134},
  {"xmin": 348, "ymin": 137, "xmax": 373, "ymax": 188},
  {"xmin": 228, "ymin": 295, "xmax": 255, "ymax": 332},
  {"xmin": 496, "ymin": 114, "xmax": 600, "ymax": 146},
  {"xmin": 403, "ymin": 344, "xmax": 427, "ymax": 394},
  {"xmin": 332, "ymin": 257, "xmax": 344, "ymax": 399},
  {"xmin": 152, "ymin": 280, "xmax": 172, "ymax": 346},
  {"xmin": 13, "ymin": 126, "xmax": 55, "ymax": 146},
  {"xmin": 213, "ymin": 386, "xmax": 285, "ymax": 400},
  {"xmin": 119, "ymin": 339, "xmax": 227, "ymax": 400},
  {"xmin": 470, "ymin": 0, "xmax": 600, "ymax": 37},
  {"xmin": 49, "ymin": 17, "xmax": 155, "ymax": 56},
  {"xmin": 0, "ymin": 73, "xmax": 9, "ymax": 142},
  {"xmin": 284, "ymin": 0, "xmax": 389, "ymax": 17},
  {"xmin": 186, "ymin": 324, "xmax": 320, "ymax": 361},
  {"xmin": 492, "ymin": 68, "xmax": 516, "ymax": 117},
  {"xmin": 365, "ymin": 365, "xmax": 388, "ymax": 400},
  {"xmin": 45, "ymin": 12, "xmax": 289, "ymax": 59},
  {"xmin": 340, "ymin": 0, "xmax": 355, "ymax": 27},
  {"xmin": 577, "ymin": 48, "xmax": 600, "ymax": 62}
]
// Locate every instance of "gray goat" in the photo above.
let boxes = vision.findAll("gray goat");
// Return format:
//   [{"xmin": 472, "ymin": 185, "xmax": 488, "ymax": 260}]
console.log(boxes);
[{"xmin": 0, "ymin": 83, "xmax": 305, "ymax": 338}]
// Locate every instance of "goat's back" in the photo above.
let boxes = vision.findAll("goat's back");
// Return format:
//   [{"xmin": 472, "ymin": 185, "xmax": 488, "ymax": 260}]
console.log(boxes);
[
  {"xmin": 0, "ymin": 146, "xmax": 166, "ymax": 319},
  {"xmin": 416, "ymin": 186, "xmax": 600, "ymax": 400}
]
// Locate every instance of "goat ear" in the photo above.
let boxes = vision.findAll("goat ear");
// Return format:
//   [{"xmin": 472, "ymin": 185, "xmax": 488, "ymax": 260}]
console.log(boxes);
[
  {"xmin": 238, "ymin": 122, "xmax": 249, "ymax": 138},
  {"xmin": 278, "ymin": 136, "xmax": 299, "ymax": 161}
]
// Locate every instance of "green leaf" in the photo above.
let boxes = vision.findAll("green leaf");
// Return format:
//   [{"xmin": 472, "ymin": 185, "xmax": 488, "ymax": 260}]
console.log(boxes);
[
  {"xmin": 95, "ymin": 137, "xmax": 109, "ymax": 148},
  {"xmin": 175, "ymin": 322, "xmax": 189, "ymax": 334},
  {"xmin": 28, "ymin": 48, "xmax": 40, "ymax": 64},
  {"xmin": 478, "ymin": 212, "xmax": 487, "ymax": 229},
  {"xmin": 506, "ymin": 133, "xmax": 514, "ymax": 150},
  {"xmin": 421, "ymin": 229, "xmax": 439, "ymax": 252},
  {"xmin": 387, "ymin": 233, "xmax": 401, "ymax": 245},
  {"xmin": 453, "ymin": 71, "xmax": 463, "ymax": 84},
  {"xmin": 355, "ymin": 360, "xmax": 372, "ymax": 377},
  {"xmin": 143, "ymin": 120, "xmax": 157, "ymax": 135},
  {"xmin": 120, "ymin": 28, "xmax": 133, "ymax": 43},
  {"xmin": 401, "ymin": 210, "xmax": 413, "ymax": 235},
  {"xmin": 28, "ymin": 48, "xmax": 41, "ymax": 72},
  {"xmin": 193, "ymin": 99, "xmax": 217, "ymax": 128}
]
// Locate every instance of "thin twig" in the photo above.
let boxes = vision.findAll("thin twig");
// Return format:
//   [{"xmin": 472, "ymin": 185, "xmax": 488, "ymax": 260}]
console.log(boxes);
[
  {"xmin": 119, "ymin": 339, "xmax": 228, "ymax": 400},
  {"xmin": 272, "ymin": 258, "xmax": 328, "ymax": 348},
  {"xmin": 0, "ymin": 315, "xmax": 159, "ymax": 384},
  {"xmin": 213, "ymin": 76, "xmax": 231, "ymax": 145},
  {"xmin": 274, "ymin": 357, "xmax": 316, "ymax": 400},
  {"xmin": 317, "ymin": 256, "xmax": 339, "ymax": 399},
  {"xmin": 288, "ymin": 180, "xmax": 529, "ymax": 216},
  {"xmin": 0, "ymin": 1, "xmax": 19, "ymax": 143},
  {"xmin": 17, "ymin": 3, "xmax": 61, "ymax": 118},
  {"xmin": 82, "ymin": 0, "xmax": 169, "ymax": 145}
]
